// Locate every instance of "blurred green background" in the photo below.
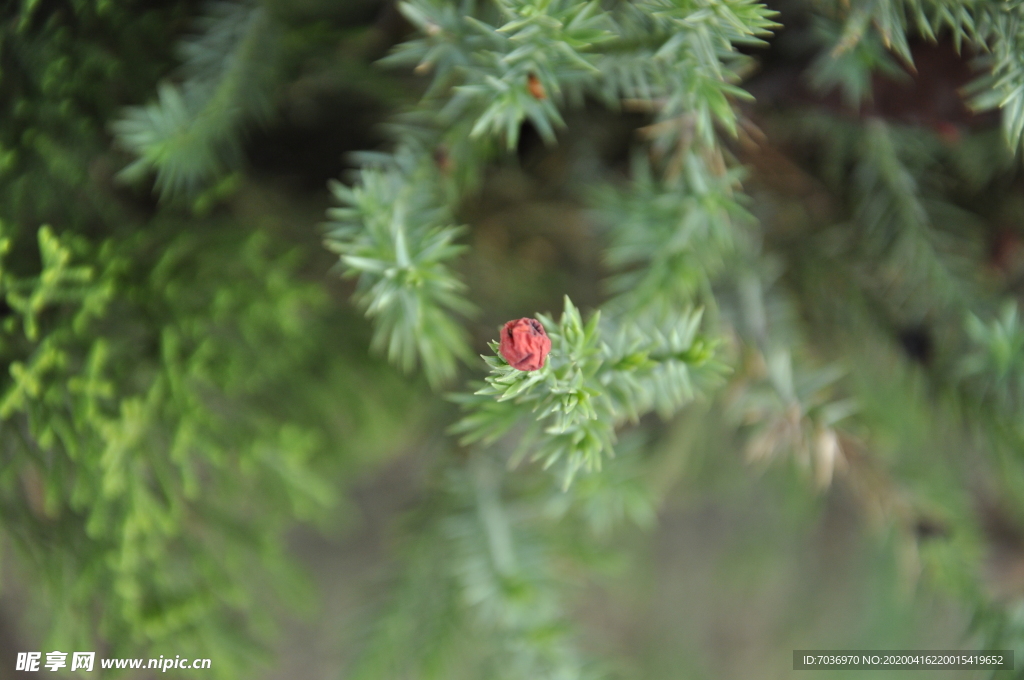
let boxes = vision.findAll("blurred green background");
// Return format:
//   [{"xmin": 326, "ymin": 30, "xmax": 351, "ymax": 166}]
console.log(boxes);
[{"xmin": 4, "ymin": 0, "xmax": 1024, "ymax": 678}]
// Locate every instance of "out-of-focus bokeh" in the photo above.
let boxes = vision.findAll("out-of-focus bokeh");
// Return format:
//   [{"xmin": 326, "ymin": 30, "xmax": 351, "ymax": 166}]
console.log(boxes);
[{"xmin": 4, "ymin": 0, "xmax": 1024, "ymax": 679}]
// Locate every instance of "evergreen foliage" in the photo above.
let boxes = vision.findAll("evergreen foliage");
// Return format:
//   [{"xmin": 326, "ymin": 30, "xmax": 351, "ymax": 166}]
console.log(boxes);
[
  {"xmin": 453, "ymin": 297, "xmax": 722, "ymax": 488},
  {"xmin": 11, "ymin": 0, "xmax": 1024, "ymax": 678},
  {"xmin": 0, "ymin": 0, "xmax": 415, "ymax": 673},
  {"xmin": 0, "ymin": 222, "xmax": 341, "ymax": 669},
  {"xmin": 113, "ymin": 0, "xmax": 279, "ymax": 200},
  {"xmin": 325, "ymin": 166, "xmax": 474, "ymax": 388}
]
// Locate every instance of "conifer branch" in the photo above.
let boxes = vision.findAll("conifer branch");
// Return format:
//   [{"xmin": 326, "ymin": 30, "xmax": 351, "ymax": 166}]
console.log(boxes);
[
  {"xmin": 852, "ymin": 119, "xmax": 976, "ymax": 309},
  {"xmin": 819, "ymin": 1, "xmax": 1024, "ymax": 152},
  {"xmin": 961, "ymin": 302, "xmax": 1024, "ymax": 415},
  {"xmin": 325, "ymin": 166, "xmax": 475, "ymax": 389},
  {"xmin": 452, "ymin": 297, "xmax": 725, "ymax": 488},
  {"xmin": 0, "ymin": 223, "xmax": 357, "ymax": 665},
  {"xmin": 592, "ymin": 151, "xmax": 751, "ymax": 317},
  {"xmin": 334, "ymin": 0, "xmax": 776, "ymax": 390},
  {"xmin": 112, "ymin": 0, "xmax": 279, "ymax": 199},
  {"xmin": 596, "ymin": 0, "xmax": 778, "ymax": 148}
]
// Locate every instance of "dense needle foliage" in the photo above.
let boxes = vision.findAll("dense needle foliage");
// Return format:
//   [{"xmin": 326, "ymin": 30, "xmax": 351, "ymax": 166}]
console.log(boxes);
[{"xmin": 7, "ymin": 0, "xmax": 1024, "ymax": 678}]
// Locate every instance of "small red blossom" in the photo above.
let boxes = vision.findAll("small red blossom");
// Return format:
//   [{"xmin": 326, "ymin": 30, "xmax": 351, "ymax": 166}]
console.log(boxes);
[{"xmin": 499, "ymin": 318, "xmax": 551, "ymax": 371}]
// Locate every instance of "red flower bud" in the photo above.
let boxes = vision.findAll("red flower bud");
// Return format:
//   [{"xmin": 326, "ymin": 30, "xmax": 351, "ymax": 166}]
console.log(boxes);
[{"xmin": 499, "ymin": 318, "xmax": 551, "ymax": 371}]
